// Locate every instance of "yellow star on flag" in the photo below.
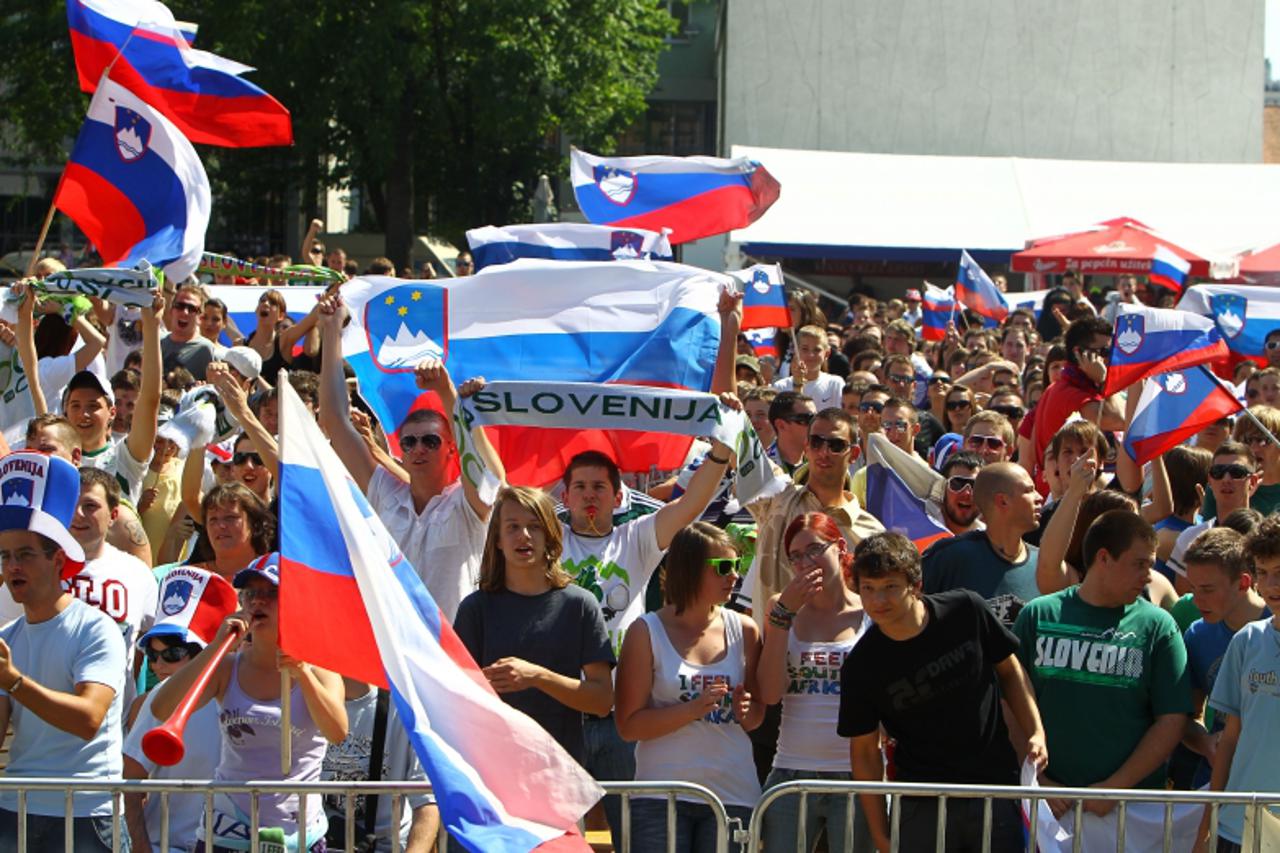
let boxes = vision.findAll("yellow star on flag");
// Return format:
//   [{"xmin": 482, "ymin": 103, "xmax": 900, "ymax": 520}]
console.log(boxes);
[
  {"xmin": 411, "ymin": 291, "xmax": 422, "ymax": 301},
  {"xmin": 398, "ymin": 306, "xmax": 408, "ymax": 317},
  {"xmin": 385, "ymin": 295, "xmax": 395, "ymax": 305}
]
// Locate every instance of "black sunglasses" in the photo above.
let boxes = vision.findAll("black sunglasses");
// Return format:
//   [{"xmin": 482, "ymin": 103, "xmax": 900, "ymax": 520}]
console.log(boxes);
[
  {"xmin": 171, "ymin": 302, "xmax": 201, "ymax": 314},
  {"xmin": 990, "ymin": 405, "xmax": 1026, "ymax": 420},
  {"xmin": 966, "ymin": 435, "xmax": 1006, "ymax": 450},
  {"xmin": 808, "ymin": 434, "xmax": 852, "ymax": 454},
  {"xmin": 782, "ymin": 411, "xmax": 815, "ymax": 426},
  {"xmin": 706, "ymin": 557, "xmax": 742, "ymax": 577},
  {"xmin": 1209, "ymin": 463, "xmax": 1253, "ymax": 481},
  {"xmin": 928, "ymin": 376, "xmax": 952, "ymax": 386},
  {"xmin": 946, "ymin": 399, "xmax": 972, "ymax": 411},
  {"xmin": 400, "ymin": 433, "xmax": 444, "ymax": 452},
  {"xmin": 144, "ymin": 645, "xmax": 194, "ymax": 664},
  {"xmin": 232, "ymin": 451, "xmax": 263, "ymax": 467},
  {"xmin": 888, "ymin": 373, "xmax": 914, "ymax": 385},
  {"xmin": 859, "ymin": 401, "xmax": 885, "ymax": 414}
]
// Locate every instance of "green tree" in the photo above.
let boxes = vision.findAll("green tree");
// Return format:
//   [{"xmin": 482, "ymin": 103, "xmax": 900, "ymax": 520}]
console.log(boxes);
[{"xmin": 0, "ymin": 1, "xmax": 674, "ymax": 265}]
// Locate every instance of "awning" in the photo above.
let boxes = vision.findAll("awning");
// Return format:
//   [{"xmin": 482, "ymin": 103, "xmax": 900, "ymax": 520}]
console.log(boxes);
[
  {"xmin": 1010, "ymin": 217, "xmax": 1232, "ymax": 279},
  {"xmin": 730, "ymin": 146, "xmax": 1280, "ymax": 267},
  {"xmin": 1238, "ymin": 242, "xmax": 1280, "ymax": 285}
]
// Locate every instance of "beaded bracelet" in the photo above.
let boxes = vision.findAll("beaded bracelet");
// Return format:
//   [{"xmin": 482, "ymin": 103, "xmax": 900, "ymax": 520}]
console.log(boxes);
[{"xmin": 768, "ymin": 602, "xmax": 795, "ymax": 630}]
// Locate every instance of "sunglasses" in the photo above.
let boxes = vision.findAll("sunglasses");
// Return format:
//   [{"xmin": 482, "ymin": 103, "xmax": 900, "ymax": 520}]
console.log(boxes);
[
  {"xmin": 706, "ymin": 557, "xmax": 742, "ymax": 577},
  {"xmin": 782, "ymin": 411, "xmax": 815, "ymax": 426},
  {"xmin": 1077, "ymin": 346, "xmax": 1109, "ymax": 359},
  {"xmin": 144, "ymin": 645, "xmax": 194, "ymax": 664},
  {"xmin": 1209, "ymin": 463, "xmax": 1253, "ymax": 481},
  {"xmin": 238, "ymin": 586, "xmax": 279, "ymax": 603},
  {"xmin": 232, "ymin": 451, "xmax": 263, "ymax": 467},
  {"xmin": 928, "ymin": 376, "xmax": 952, "ymax": 386},
  {"xmin": 966, "ymin": 435, "xmax": 1006, "ymax": 451},
  {"xmin": 946, "ymin": 399, "xmax": 972, "ymax": 411},
  {"xmin": 947, "ymin": 475, "xmax": 976, "ymax": 493},
  {"xmin": 882, "ymin": 419, "xmax": 910, "ymax": 432},
  {"xmin": 990, "ymin": 405, "xmax": 1026, "ymax": 420},
  {"xmin": 888, "ymin": 373, "xmax": 914, "ymax": 385},
  {"xmin": 172, "ymin": 302, "xmax": 201, "ymax": 314},
  {"xmin": 400, "ymin": 433, "xmax": 444, "ymax": 452},
  {"xmin": 808, "ymin": 434, "xmax": 852, "ymax": 454},
  {"xmin": 859, "ymin": 401, "xmax": 885, "ymax": 414}
]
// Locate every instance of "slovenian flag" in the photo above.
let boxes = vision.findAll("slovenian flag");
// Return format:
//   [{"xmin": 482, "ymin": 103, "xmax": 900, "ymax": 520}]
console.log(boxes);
[
  {"xmin": 54, "ymin": 75, "xmax": 210, "ymax": 282},
  {"xmin": 864, "ymin": 434, "xmax": 951, "ymax": 550},
  {"xmin": 338, "ymin": 260, "xmax": 725, "ymax": 486},
  {"xmin": 1149, "ymin": 244, "xmax": 1191, "ymax": 293},
  {"xmin": 955, "ymin": 250, "xmax": 1008, "ymax": 325},
  {"xmin": 730, "ymin": 264, "xmax": 790, "ymax": 330},
  {"xmin": 1177, "ymin": 283, "xmax": 1280, "ymax": 374},
  {"xmin": 1122, "ymin": 366, "xmax": 1243, "ymax": 465},
  {"xmin": 66, "ymin": 0, "xmax": 293, "ymax": 147},
  {"xmin": 1104, "ymin": 304, "xmax": 1228, "ymax": 396},
  {"xmin": 278, "ymin": 376, "xmax": 601, "ymax": 853},
  {"xmin": 570, "ymin": 148, "xmax": 780, "ymax": 245},
  {"xmin": 922, "ymin": 283, "xmax": 955, "ymax": 342},
  {"xmin": 465, "ymin": 223, "xmax": 673, "ymax": 271},
  {"xmin": 743, "ymin": 328, "xmax": 779, "ymax": 359}
]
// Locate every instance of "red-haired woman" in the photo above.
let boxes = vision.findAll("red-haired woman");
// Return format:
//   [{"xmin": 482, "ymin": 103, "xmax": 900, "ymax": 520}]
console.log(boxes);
[{"xmin": 757, "ymin": 511, "xmax": 870, "ymax": 851}]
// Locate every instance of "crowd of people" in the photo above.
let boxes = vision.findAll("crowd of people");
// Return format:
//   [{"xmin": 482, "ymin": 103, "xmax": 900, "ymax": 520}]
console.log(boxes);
[{"xmin": 0, "ymin": 248, "xmax": 1276, "ymax": 853}]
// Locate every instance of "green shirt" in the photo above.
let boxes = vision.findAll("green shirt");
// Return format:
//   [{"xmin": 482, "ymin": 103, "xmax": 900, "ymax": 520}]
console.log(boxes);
[
  {"xmin": 1013, "ymin": 587, "xmax": 1192, "ymax": 788},
  {"xmin": 1200, "ymin": 481, "xmax": 1280, "ymax": 521}
]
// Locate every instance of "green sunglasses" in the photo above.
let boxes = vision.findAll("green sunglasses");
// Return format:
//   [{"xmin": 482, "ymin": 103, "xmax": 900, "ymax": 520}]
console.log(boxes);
[{"xmin": 706, "ymin": 557, "xmax": 742, "ymax": 576}]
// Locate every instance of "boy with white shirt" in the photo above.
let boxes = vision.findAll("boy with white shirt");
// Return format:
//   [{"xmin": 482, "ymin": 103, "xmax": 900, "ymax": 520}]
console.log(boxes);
[{"xmin": 772, "ymin": 325, "xmax": 844, "ymax": 410}]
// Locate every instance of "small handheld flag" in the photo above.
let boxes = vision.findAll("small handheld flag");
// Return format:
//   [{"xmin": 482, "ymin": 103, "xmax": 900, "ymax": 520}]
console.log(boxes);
[
  {"xmin": 1104, "ymin": 304, "xmax": 1228, "ymax": 396},
  {"xmin": 730, "ymin": 264, "xmax": 790, "ymax": 330},
  {"xmin": 955, "ymin": 250, "xmax": 1008, "ymax": 324},
  {"xmin": 1149, "ymin": 244, "xmax": 1191, "ymax": 293},
  {"xmin": 921, "ymin": 283, "xmax": 955, "ymax": 342},
  {"xmin": 1123, "ymin": 366, "xmax": 1244, "ymax": 465}
]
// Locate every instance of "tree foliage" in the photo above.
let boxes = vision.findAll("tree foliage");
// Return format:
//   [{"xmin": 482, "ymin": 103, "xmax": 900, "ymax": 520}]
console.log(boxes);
[{"xmin": 0, "ymin": 0, "xmax": 675, "ymax": 261}]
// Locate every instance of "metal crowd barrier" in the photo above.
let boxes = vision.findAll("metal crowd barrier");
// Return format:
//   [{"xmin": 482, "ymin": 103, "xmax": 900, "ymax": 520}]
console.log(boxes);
[
  {"xmin": 747, "ymin": 779, "xmax": 1280, "ymax": 853},
  {"xmin": 0, "ymin": 778, "xmax": 735, "ymax": 853}
]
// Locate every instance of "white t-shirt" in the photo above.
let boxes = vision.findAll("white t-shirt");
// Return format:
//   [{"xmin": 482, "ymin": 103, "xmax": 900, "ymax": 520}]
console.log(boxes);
[
  {"xmin": 81, "ymin": 436, "xmax": 152, "ymax": 506},
  {"xmin": 122, "ymin": 688, "xmax": 221, "ymax": 853},
  {"xmin": 772, "ymin": 372, "xmax": 844, "ymax": 411},
  {"xmin": 366, "ymin": 467, "xmax": 487, "ymax": 621},
  {"xmin": 105, "ymin": 305, "xmax": 145, "ymax": 376},
  {"xmin": 321, "ymin": 688, "xmax": 432, "ymax": 851},
  {"xmin": 0, "ymin": 351, "xmax": 78, "ymax": 448},
  {"xmin": 561, "ymin": 513, "xmax": 664, "ymax": 657},
  {"xmin": 64, "ymin": 543, "xmax": 158, "ymax": 708},
  {"xmin": 0, "ymin": 599, "xmax": 125, "ymax": 817}
]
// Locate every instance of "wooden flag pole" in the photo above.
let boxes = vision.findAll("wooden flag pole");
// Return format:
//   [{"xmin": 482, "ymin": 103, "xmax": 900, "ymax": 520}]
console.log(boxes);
[
  {"xmin": 281, "ymin": 670, "xmax": 292, "ymax": 775},
  {"xmin": 24, "ymin": 200, "xmax": 58, "ymax": 277}
]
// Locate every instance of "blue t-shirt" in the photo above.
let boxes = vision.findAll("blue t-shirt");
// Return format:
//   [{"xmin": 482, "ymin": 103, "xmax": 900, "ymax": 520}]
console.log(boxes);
[
  {"xmin": 1208, "ymin": 618, "xmax": 1280, "ymax": 844},
  {"xmin": 922, "ymin": 530, "xmax": 1041, "ymax": 627},
  {"xmin": 0, "ymin": 598, "xmax": 125, "ymax": 817}
]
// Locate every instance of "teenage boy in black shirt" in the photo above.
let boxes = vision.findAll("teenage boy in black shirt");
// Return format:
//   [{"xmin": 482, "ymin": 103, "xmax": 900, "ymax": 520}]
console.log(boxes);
[{"xmin": 839, "ymin": 532, "xmax": 1048, "ymax": 852}]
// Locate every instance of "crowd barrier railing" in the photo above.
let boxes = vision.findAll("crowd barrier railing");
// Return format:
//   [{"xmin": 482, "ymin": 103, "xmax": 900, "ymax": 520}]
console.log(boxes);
[
  {"xmin": 747, "ymin": 779, "xmax": 1280, "ymax": 853},
  {"xmin": 0, "ymin": 777, "xmax": 735, "ymax": 853}
]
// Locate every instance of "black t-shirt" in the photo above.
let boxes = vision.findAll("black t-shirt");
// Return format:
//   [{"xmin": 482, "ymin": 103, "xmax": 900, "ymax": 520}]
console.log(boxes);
[
  {"xmin": 837, "ymin": 589, "xmax": 1021, "ymax": 785},
  {"xmin": 453, "ymin": 584, "xmax": 614, "ymax": 763}
]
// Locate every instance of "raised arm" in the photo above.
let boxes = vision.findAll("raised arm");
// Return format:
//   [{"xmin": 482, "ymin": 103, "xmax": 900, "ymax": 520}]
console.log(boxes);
[
  {"xmin": 1036, "ymin": 455, "xmax": 1095, "ymax": 593},
  {"xmin": 415, "ymin": 364, "xmax": 506, "ymax": 520},
  {"xmin": 124, "ymin": 294, "xmax": 164, "ymax": 465},
  {"xmin": 209, "ymin": 364, "xmax": 279, "ymax": 478},
  {"xmin": 15, "ymin": 283, "xmax": 46, "ymax": 416},
  {"xmin": 180, "ymin": 441, "xmax": 209, "ymax": 523},
  {"xmin": 653, "ymin": 434, "xmax": 733, "ymax": 550},
  {"xmin": 710, "ymin": 288, "xmax": 742, "ymax": 395},
  {"xmin": 278, "ymin": 301, "xmax": 322, "ymax": 364},
  {"xmin": 150, "ymin": 616, "xmax": 242, "ymax": 721},
  {"xmin": 71, "ymin": 313, "xmax": 107, "ymax": 372},
  {"xmin": 317, "ymin": 295, "xmax": 378, "ymax": 491},
  {"xmin": 280, "ymin": 655, "xmax": 348, "ymax": 744}
]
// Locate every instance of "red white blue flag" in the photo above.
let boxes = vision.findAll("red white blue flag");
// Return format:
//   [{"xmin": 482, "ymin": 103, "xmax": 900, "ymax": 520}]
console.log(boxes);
[
  {"xmin": 1104, "ymin": 304, "xmax": 1228, "ymax": 396},
  {"xmin": 465, "ymin": 223, "xmax": 673, "ymax": 271},
  {"xmin": 1178, "ymin": 283, "xmax": 1280, "ymax": 373},
  {"xmin": 730, "ymin": 264, "xmax": 790, "ymax": 330},
  {"xmin": 1149, "ymin": 244, "xmax": 1191, "ymax": 293},
  {"xmin": 570, "ymin": 148, "xmax": 780, "ymax": 244},
  {"xmin": 955, "ymin": 250, "xmax": 1008, "ymax": 324},
  {"xmin": 864, "ymin": 435, "xmax": 950, "ymax": 551},
  {"xmin": 66, "ymin": 0, "xmax": 293, "ymax": 147},
  {"xmin": 743, "ymin": 327, "xmax": 779, "ymax": 359},
  {"xmin": 922, "ymin": 283, "xmax": 955, "ymax": 342},
  {"xmin": 1122, "ymin": 366, "xmax": 1243, "ymax": 465},
  {"xmin": 278, "ymin": 377, "xmax": 600, "ymax": 853},
  {"xmin": 55, "ymin": 76, "xmax": 210, "ymax": 282}
]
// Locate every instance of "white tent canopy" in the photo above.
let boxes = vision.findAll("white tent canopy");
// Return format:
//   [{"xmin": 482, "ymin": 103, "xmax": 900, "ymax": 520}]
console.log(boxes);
[{"xmin": 730, "ymin": 145, "xmax": 1280, "ymax": 265}]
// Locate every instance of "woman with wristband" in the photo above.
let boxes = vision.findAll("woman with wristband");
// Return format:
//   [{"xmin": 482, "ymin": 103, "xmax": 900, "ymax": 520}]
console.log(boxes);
[
  {"xmin": 757, "ymin": 512, "xmax": 870, "ymax": 851},
  {"xmin": 615, "ymin": 522, "xmax": 764, "ymax": 852}
]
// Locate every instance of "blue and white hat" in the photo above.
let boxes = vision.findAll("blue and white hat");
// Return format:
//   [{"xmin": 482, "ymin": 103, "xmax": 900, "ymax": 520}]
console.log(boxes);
[
  {"xmin": 233, "ymin": 552, "xmax": 280, "ymax": 588},
  {"xmin": 0, "ymin": 451, "xmax": 85, "ymax": 570}
]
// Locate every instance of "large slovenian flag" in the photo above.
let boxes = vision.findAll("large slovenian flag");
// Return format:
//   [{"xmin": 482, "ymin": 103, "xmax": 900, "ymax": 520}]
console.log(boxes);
[
  {"xmin": 55, "ymin": 76, "xmax": 209, "ymax": 282},
  {"xmin": 730, "ymin": 264, "xmax": 790, "ymax": 330},
  {"xmin": 570, "ymin": 148, "xmax": 780, "ymax": 245},
  {"xmin": 864, "ymin": 434, "xmax": 951, "ymax": 550},
  {"xmin": 66, "ymin": 0, "xmax": 293, "ymax": 147},
  {"xmin": 1178, "ymin": 283, "xmax": 1280, "ymax": 373},
  {"xmin": 955, "ymin": 250, "xmax": 1008, "ymax": 325},
  {"xmin": 278, "ymin": 377, "xmax": 600, "ymax": 852},
  {"xmin": 1149, "ymin": 244, "xmax": 1192, "ymax": 293},
  {"xmin": 339, "ymin": 259, "xmax": 724, "ymax": 486},
  {"xmin": 465, "ymin": 223, "xmax": 673, "ymax": 271},
  {"xmin": 1122, "ymin": 366, "xmax": 1244, "ymax": 465},
  {"xmin": 1103, "ymin": 304, "xmax": 1228, "ymax": 396},
  {"xmin": 921, "ymin": 283, "xmax": 955, "ymax": 341}
]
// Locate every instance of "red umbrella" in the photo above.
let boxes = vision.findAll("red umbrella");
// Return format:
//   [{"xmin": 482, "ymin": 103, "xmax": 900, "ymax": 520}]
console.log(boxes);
[
  {"xmin": 1237, "ymin": 242, "xmax": 1280, "ymax": 285},
  {"xmin": 1010, "ymin": 217, "xmax": 1213, "ymax": 281}
]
